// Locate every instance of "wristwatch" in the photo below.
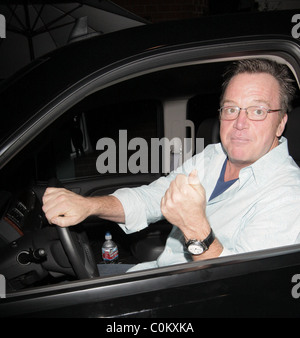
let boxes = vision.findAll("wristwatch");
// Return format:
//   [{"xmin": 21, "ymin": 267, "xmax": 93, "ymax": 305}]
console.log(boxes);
[{"xmin": 185, "ymin": 229, "xmax": 215, "ymax": 255}]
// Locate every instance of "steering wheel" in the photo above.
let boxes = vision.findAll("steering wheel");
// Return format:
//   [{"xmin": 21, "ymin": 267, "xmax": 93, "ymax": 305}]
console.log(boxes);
[{"xmin": 48, "ymin": 178, "xmax": 99, "ymax": 279}]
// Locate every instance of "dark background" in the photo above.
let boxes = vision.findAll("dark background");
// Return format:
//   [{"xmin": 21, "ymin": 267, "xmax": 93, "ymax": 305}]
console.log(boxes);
[{"xmin": 113, "ymin": 0, "xmax": 300, "ymax": 23}]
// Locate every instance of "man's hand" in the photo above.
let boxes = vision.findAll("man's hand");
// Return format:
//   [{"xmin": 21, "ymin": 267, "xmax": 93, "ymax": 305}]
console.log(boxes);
[
  {"xmin": 160, "ymin": 169, "xmax": 210, "ymax": 240},
  {"xmin": 161, "ymin": 170, "xmax": 223, "ymax": 259},
  {"xmin": 42, "ymin": 188, "xmax": 93, "ymax": 227},
  {"xmin": 42, "ymin": 188, "xmax": 126, "ymax": 227}
]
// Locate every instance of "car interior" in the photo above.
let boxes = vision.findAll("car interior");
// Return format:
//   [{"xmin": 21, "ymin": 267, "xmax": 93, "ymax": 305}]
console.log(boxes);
[{"xmin": 0, "ymin": 55, "xmax": 299, "ymax": 292}]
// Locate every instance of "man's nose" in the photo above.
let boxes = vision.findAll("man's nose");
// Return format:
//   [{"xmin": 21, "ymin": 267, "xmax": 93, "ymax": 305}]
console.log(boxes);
[{"xmin": 234, "ymin": 109, "xmax": 249, "ymax": 129}]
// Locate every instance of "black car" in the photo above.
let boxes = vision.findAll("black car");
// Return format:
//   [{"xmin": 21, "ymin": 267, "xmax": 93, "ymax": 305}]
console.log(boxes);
[{"xmin": 1, "ymin": 10, "xmax": 300, "ymax": 318}]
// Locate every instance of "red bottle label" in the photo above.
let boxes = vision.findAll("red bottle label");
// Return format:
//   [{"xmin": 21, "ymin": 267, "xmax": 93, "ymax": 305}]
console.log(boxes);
[{"xmin": 102, "ymin": 247, "xmax": 118, "ymax": 262}]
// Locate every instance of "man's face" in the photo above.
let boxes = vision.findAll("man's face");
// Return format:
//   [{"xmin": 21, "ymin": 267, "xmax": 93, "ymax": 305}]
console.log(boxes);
[{"xmin": 220, "ymin": 72, "xmax": 287, "ymax": 167}]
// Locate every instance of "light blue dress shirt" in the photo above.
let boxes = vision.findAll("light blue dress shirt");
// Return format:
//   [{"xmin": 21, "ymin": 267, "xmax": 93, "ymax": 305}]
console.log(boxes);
[{"xmin": 112, "ymin": 137, "xmax": 300, "ymax": 272}]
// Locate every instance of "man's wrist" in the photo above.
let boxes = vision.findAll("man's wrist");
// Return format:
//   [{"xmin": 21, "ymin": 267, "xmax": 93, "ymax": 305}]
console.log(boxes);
[
  {"xmin": 86, "ymin": 196, "xmax": 102, "ymax": 217},
  {"xmin": 185, "ymin": 228, "xmax": 215, "ymax": 255},
  {"xmin": 182, "ymin": 218, "xmax": 211, "ymax": 242}
]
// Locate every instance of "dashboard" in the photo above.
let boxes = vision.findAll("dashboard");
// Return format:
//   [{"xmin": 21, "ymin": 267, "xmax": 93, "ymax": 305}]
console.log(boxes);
[
  {"xmin": 0, "ymin": 187, "xmax": 76, "ymax": 290},
  {"xmin": 0, "ymin": 189, "xmax": 44, "ymax": 246}
]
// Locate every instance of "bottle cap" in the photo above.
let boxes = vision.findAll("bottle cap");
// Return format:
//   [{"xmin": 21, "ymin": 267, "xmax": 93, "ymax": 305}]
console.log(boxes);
[{"xmin": 105, "ymin": 231, "xmax": 112, "ymax": 240}]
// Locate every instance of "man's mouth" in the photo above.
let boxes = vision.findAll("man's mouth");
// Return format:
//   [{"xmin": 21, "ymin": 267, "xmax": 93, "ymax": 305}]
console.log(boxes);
[{"xmin": 230, "ymin": 136, "xmax": 251, "ymax": 143}]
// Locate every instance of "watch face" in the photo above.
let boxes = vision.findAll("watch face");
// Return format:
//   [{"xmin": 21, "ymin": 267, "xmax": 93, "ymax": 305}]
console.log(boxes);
[{"xmin": 188, "ymin": 243, "xmax": 204, "ymax": 255}]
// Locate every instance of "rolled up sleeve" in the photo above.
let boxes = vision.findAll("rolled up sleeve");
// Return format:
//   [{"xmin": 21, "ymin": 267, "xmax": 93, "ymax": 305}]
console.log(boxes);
[{"xmin": 111, "ymin": 175, "xmax": 173, "ymax": 234}]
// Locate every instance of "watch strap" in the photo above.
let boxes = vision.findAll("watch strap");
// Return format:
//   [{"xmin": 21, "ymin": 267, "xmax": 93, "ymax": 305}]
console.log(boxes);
[
  {"xmin": 201, "ymin": 228, "xmax": 215, "ymax": 249},
  {"xmin": 186, "ymin": 228, "xmax": 215, "ymax": 254}
]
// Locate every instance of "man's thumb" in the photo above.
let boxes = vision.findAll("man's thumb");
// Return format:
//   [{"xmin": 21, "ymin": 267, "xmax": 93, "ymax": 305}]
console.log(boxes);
[
  {"xmin": 188, "ymin": 169, "xmax": 201, "ymax": 186},
  {"xmin": 51, "ymin": 215, "xmax": 68, "ymax": 228}
]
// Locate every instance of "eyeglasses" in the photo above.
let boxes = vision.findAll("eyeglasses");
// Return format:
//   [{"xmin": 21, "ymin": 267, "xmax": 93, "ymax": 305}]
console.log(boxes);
[{"xmin": 218, "ymin": 106, "xmax": 283, "ymax": 121}]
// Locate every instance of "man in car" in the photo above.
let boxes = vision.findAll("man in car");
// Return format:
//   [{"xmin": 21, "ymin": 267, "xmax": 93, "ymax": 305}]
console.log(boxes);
[{"xmin": 42, "ymin": 58, "xmax": 300, "ymax": 272}]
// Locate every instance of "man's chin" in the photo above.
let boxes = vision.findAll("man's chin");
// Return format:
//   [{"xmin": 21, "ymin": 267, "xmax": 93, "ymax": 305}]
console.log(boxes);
[{"xmin": 227, "ymin": 152, "xmax": 254, "ymax": 167}]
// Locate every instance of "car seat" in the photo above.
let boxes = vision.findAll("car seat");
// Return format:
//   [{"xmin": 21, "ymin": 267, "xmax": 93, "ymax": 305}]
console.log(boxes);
[
  {"xmin": 196, "ymin": 117, "xmax": 220, "ymax": 150},
  {"xmin": 283, "ymin": 107, "xmax": 300, "ymax": 166}
]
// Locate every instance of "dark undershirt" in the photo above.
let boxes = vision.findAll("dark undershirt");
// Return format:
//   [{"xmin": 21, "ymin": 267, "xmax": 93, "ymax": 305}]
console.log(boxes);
[{"xmin": 209, "ymin": 159, "xmax": 238, "ymax": 201}]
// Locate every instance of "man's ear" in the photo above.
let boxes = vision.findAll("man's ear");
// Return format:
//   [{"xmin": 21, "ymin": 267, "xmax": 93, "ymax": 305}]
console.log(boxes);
[{"xmin": 276, "ymin": 113, "xmax": 288, "ymax": 137}]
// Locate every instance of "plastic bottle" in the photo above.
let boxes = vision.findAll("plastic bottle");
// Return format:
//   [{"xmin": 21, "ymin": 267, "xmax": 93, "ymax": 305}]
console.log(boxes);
[{"xmin": 102, "ymin": 231, "xmax": 119, "ymax": 264}]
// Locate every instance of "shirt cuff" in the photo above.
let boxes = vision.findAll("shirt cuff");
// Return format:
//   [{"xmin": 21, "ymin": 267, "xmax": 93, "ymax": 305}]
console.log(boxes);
[{"xmin": 219, "ymin": 247, "xmax": 235, "ymax": 257}]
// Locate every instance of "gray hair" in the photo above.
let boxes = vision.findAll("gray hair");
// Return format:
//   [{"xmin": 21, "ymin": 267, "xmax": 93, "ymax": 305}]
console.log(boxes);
[{"xmin": 220, "ymin": 59, "xmax": 296, "ymax": 113}]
